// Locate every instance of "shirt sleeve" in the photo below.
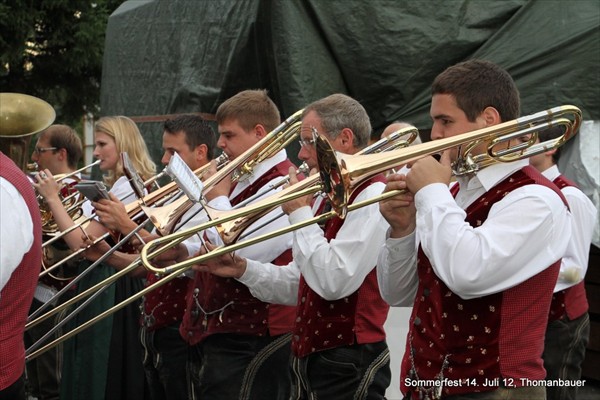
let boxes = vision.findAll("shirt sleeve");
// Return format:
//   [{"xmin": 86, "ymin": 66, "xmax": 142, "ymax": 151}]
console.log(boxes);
[
  {"xmin": 288, "ymin": 182, "xmax": 389, "ymax": 301},
  {"xmin": 555, "ymin": 187, "xmax": 597, "ymax": 290},
  {"xmin": 1, "ymin": 178, "xmax": 34, "ymax": 291},
  {"xmin": 237, "ymin": 259, "xmax": 300, "ymax": 305},
  {"xmin": 416, "ymin": 182, "xmax": 571, "ymax": 299},
  {"xmin": 376, "ymin": 230, "xmax": 419, "ymax": 306}
]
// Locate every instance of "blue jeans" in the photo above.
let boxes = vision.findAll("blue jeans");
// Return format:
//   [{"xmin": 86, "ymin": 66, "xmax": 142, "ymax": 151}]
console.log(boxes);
[
  {"xmin": 290, "ymin": 341, "xmax": 391, "ymax": 400},
  {"xmin": 542, "ymin": 312, "xmax": 590, "ymax": 400},
  {"xmin": 190, "ymin": 333, "xmax": 292, "ymax": 400},
  {"xmin": 140, "ymin": 324, "xmax": 191, "ymax": 400}
]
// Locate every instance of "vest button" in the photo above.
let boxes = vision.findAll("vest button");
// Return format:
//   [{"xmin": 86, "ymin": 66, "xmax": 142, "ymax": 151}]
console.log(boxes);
[
  {"xmin": 414, "ymin": 316, "xmax": 421, "ymax": 326},
  {"xmin": 187, "ymin": 331, "xmax": 193, "ymax": 337},
  {"xmin": 423, "ymin": 288, "xmax": 430, "ymax": 297},
  {"xmin": 294, "ymin": 335, "xmax": 300, "ymax": 341}
]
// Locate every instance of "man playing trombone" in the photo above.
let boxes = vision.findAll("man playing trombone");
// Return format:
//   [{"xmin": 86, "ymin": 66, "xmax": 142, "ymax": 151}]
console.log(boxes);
[
  {"xmin": 179, "ymin": 89, "xmax": 299, "ymax": 400},
  {"xmin": 376, "ymin": 59, "xmax": 572, "ymax": 399},
  {"xmin": 192, "ymin": 94, "xmax": 393, "ymax": 399}
]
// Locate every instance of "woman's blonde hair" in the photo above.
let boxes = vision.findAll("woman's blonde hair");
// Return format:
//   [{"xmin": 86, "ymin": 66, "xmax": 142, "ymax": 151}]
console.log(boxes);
[{"xmin": 94, "ymin": 116, "xmax": 156, "ymax": 186}]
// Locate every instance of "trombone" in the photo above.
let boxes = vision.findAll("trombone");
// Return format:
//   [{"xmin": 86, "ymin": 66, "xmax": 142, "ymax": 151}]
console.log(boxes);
[
  {"xmin": 26, "ymin": 110, "xmax": 305, "ymax": 333},
  {"xmin": 140, "ymin": 104, "xmax": 581, "ymax": 271},
  {"xmin": 141, "ymin": 109, "xmax": 304, "ymax": 235},
  {"xmin": 25, "ymin": 105, "xmax": 581, "ymax": 361}
]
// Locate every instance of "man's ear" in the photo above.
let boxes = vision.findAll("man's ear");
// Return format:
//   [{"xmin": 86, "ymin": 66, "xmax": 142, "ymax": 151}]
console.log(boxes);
[
  {"xmin": 338, "ymin": 128, "xmax": 354, "ymax": 150},
  {"xmin": 481, "ymin": 106, "xmax": 501, "ymax": 126},
  {"xmin": 194, "ymin": 144, "xmax": 208, "ymax": 163},
  {"xmin": 57, "ymin": 148, "xmax": 67, "ymax": 161},
  {"xmin": 254, "ymin": 124, "xmax": 268, "ymax": 139}
]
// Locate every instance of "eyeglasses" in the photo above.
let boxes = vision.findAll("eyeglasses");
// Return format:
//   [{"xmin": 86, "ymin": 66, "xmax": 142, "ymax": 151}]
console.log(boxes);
[
  {"xmin": 34, "ymin": 147, "xmax": 58, "ymax": 154},
  {"xmin": 298, "ymin": 137, "xmax": 317, "ymax": 148}
]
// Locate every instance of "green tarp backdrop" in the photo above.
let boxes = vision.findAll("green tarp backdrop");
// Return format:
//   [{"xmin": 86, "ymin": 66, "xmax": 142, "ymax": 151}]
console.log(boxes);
[{"xmin": 100, "ymin": 0, "xmax": 600, "ymax": 162}]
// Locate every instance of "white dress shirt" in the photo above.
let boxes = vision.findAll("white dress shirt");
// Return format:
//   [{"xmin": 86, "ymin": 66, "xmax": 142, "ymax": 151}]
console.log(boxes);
[
  {"xmin": 377, "ymin": 159, "xmax": 572, "ymax": 305},
  {"xmin": 206, "ymin": 149, "xmax": 294, "ymax": 264},
  {"xmin": 239, "ymin": 179, "xmax": 388, "ymax": 304},
  {"xmin": 1, "ymin": 177, "xmax": 34, "ymax": 292},
  {"xmin": 542, "ymin": 165, "xmax": 597, "ymax": 291}
]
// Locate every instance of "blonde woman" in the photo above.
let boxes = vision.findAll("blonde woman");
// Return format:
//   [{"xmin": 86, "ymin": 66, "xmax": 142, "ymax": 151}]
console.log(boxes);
[
  {"xmin": 35, "ymin": 116, "xmax": 155, "ymax": 240},
  {"xmin": 35, "ymin": 115, "xmax": 155, "ymax": 400}
]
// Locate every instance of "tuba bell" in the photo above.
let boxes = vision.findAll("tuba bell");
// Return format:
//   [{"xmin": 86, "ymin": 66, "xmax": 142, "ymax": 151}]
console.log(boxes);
[{"xmin": 0, "ymin": 92, "xmax": 56, "ymax": 171}]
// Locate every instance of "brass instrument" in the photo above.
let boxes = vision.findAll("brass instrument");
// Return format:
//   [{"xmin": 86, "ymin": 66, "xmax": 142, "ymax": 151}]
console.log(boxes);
[
  {"xmin": 37, "ymin": 160, "xmax": 102, "ymax": 236},
  {"xmin": 26, "ymin": 109, "xmax": 305, "ymax": 338},
  {"xmin": 140, "ymin": 105, "xmax": 581, "ymax": 272},
  {"xmin": 142, "ymin": 109, "xmax": 304, "ymax": 235},
  {"xmin": 26, "ymin": 105, "xmax": 580, "ymax": 360},
  {"xmin": 0, "ymin": 93, "xmax": 56, "ymax": 170},
  {"xmin": 360, "ymin": 126, "xmax": 419, "ymax": 154}
]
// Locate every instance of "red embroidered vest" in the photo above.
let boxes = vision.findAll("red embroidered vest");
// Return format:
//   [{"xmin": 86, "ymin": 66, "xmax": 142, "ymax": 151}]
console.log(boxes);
[
  {"xmin": 548, "ymin": 174, "xmax": 589, "ymax": 321},
  {"xmin": 292, "ymin": 175, "xmax": 390, "ymax": 358},
  {"xmin": 181, "ymin": 159, "xmax": 298, "ymax": 344},
  {"xmin": 141, "ymin": 274, "xmax": 192, "ymax": 331},
  {"xmin": 0, "ymin": 153, "xmax": 42, "ymax": 389},
  {"xmin": 401, "ymin": 166, "xmax": 565, "ymax": 397}
]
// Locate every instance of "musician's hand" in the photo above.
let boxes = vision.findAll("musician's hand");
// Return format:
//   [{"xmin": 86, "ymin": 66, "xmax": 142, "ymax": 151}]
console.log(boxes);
[
  {"xmin": 192, "ymin": 242, "xmax": 247, "ymax": 279},
  {"xmin": 281, "ymin": 166, "xmax": 313, "ymax": 215},
  {"xmin": 405, "ymin": 152, "xmax": 452, "ymax": 194},
  {"xmin": 379, "ymin": 173, "xmax": 416, "ymax": 238},
  {"xmin": 32, "ymin": 169, "xmax": 61, "ymax": 204},
  {"xmin": 204, "ymin": 160, "xmax": 231, "ymax": 201},
  {"xmin": 94, "ymin": 193, "xmax": 135, "ymax": 233},
  {"xmin": 81, "ymin": 233, "xmax": 111, "ymax": 262},
  {"xmin": 136, "ymin": 233, "xmax": 189, "ymax": 264},
  {"xmin": 131, "ymin": 233, "xmax": 160, "ymax": 250}
]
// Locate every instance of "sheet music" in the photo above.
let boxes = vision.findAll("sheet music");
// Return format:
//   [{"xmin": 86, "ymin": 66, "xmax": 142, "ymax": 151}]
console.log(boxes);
[{"xmin": 166, "ymin": 152, "xmax": 204, "ymax": 203}]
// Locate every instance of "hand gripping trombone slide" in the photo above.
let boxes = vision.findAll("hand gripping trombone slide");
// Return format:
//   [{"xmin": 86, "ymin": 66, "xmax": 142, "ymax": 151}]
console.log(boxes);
[{"xmin": 25, "ymin": 105, "xmax": 580, "ymax": 361}]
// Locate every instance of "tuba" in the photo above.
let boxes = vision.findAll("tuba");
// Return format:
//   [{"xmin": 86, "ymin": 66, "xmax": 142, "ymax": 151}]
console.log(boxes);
[{"xmin": 0, "ymin": 93, "xmax": 56, "ymax": 171}]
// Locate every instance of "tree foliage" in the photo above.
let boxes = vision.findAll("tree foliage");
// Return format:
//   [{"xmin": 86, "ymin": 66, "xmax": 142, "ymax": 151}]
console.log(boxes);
[{"xmin": 0, "ymin": 0, "xmax": 123, "ymax": 127}]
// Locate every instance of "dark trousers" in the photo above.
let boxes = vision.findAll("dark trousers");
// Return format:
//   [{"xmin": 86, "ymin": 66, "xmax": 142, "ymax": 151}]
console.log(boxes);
[
  {"xmin": 542, "ymin": 312, "xmax": 590, "ymax": 400},
  {"xmin": 24, "ymin": 298, "xmax": 61, "ymax": 400},
  {"xmin": 439, "ymin": 386, "xmax": 546, "ymax": 399},
  {"xmin": 189, "ymin": 333, "xmax": 292, "ymax": 400},
  {"xmin": 290, "ymin": 341, "xmax": 391, "ymax": 400},
  {"xmin": 140, "ymin": 324, "xmax": 191, "ymax": 400},
  {"xmin": 0, "ymin": 374, "xmax": 26, "ymax": 400}
]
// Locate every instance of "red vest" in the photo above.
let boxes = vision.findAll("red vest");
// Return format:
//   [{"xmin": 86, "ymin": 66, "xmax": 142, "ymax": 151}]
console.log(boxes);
[
  {"xmin": 0, "ymin": 153, "xmax": 42, "ymax": 389},
  {"xmin": 401, "ymin": 166, "xmax": 565, "ymax": 397},
  {"xmin": 180, "ymin": 159, "xmax": 298, "ymax": 344},
  {"xmin": 548, "ymin": 174, "xmax": 589, "ymax": 321},
  {"xmin": 142, "ymin": 274, "xmax": 192, "ymax": 331},
  {"xmin": 292, "ymin": 175, "xmax": 390, "ymax": 358}
]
